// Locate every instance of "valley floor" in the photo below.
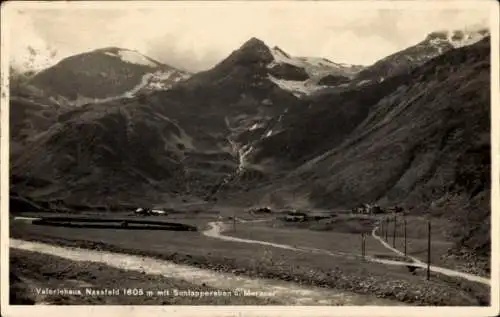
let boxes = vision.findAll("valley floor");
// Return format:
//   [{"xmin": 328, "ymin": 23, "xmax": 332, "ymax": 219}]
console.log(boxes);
[{"xmin": 8, "ymin": 209, "xmax": 490, "ymax": 306}]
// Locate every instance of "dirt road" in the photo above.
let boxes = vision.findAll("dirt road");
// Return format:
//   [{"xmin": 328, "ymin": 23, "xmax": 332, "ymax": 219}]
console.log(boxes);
[
  {"xmin": 9, "ymin": 238, "xmax": 402, "ymax": 305},
  {"xmin": 370, "ymin": 226, "xmax": 490, "ymax": 285},
  {"xmin": 203, "ymin": 221, "xmax": 490, "ymax": 285}
]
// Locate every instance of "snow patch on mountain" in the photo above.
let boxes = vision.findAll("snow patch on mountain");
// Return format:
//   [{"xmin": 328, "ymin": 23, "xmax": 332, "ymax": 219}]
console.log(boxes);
[
  {"xmin": 446, "ymin": 28, "xmax": 489, "ymax": 48},
  {"xmin": 116, "ymin": 50, "xmax": 159, "ymax": 67},
  {"xmin": 427, "ymin": 28, "xmax": 490, "ymax": 50},
  {"xmin": 269, "ymin": 46, "xmax": 293, "ymax": 66},
  {"xmin": 267, "ymin": 75, "xmax": 325, "ymax": 97},
  {"xmin": 141, "ymin": 70, "xmax": 191, "ymax": 91},
  {"xmin": 66, "ymin": 70, "xmax": 189, "ymax": 106},
  {"xmin": 237, "ymin": 144, "xmax": 255, "ymax": 172},
  {"xmin": 268, "ymin": 46, "xmax": 363, "ymax": 80},
  {"xmin": 357, "ymin": 79, "xmax": 372, "ymax": 87},
  {"xmin": 249, "ymin": 123, "xmax": 264, "ymax": 131}
]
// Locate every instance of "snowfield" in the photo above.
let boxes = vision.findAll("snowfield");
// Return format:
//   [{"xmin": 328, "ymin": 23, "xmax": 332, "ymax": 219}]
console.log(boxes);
[
  {"xmin": 68, "ymin": 70, "xmax": 190, "ymax": 106},
  {"xmin": 116, "ymin": 49, "xmax": 159, "ymax": 67},
  {"xmin": 262, "ymin": 43, "xmax": 366, "ymax": 96},
  {"xmin": 427, "ymin": 28, "xmax": 490, "ymax": 50},
  {"xmin": 267, "ymin": 74, "xmax": 325, "ymax": 97},
  {"xmin": 268, "ymin": 46, "xmax": 363, "ymax": 80},
  {"xmin": 446, "ymin": 28, "xmax": 489, "ymax": 48}
]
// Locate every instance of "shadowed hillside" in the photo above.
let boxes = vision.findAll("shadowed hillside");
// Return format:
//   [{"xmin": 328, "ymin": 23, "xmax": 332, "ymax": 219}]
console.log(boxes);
[
  {"xmin": 9, "ymin": 34, "xmax": 492, "ymax": 262},
  {"xmin": 244, "ymin": 38, "xmax": 490, "ymax": 260},
  {"xmin": 11, "ymin": 101, "xmax": 188, "ymax": 205}
]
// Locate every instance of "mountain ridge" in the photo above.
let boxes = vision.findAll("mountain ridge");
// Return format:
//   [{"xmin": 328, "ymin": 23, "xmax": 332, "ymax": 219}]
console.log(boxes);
[{"xmin": 25, "ymin": 46, "xmax": 191, "ymax": 104}]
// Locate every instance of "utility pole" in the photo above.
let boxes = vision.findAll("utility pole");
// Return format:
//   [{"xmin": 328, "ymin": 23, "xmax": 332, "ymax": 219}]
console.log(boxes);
[
  {"xmin": 361, "ymin": 232, "xmax": 366, "ymax": 260},
  {"xmin": 233, "ymin": 211, "xmax": 236, "ymax": 232},
  {"xmin": 385, "ymin": 217, "xmax": 389, "ymax": 241},
  {"xmin": 404, "ymin": 218, "xmax": 407, "ymax": 256},
  {"xmin": 392, "ymin": 215, "xmax": 397, "ymax": 248},
  {"xmin": 427, "ymin": 220, "xmax": 431, "ymax": 280},
  {"xmin": 381, "ymin": 218, "xmax": 384, "ymax": 240},
  {"xmin": 361, "ymin": 232, "xmax": 363, "ymax": 258},
  {"xmin": 363, "ymin": 232, "xmax": 366, "ymax": 260},
  {"xmin": 76, "ymin": 143, "xmax": 81, "ymax": 170}
]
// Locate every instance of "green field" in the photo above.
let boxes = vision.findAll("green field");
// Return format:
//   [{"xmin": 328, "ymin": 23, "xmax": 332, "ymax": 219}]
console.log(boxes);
[{"xmin": 9, "ymin": 211, "xmax": 489, "ymax": 306}]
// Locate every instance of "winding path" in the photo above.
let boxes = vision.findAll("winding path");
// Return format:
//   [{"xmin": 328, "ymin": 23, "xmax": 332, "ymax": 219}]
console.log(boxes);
[
  {"xmin": 10, "ymin": 215, "xmax": 489, "ymax": 306},
  {"xmin": 202, "ymin": 221, "xmax": 490, "ymax": 286},
  {"xmin": 371, "ymin": 226, "xmax": 490, "ymax": 285}
]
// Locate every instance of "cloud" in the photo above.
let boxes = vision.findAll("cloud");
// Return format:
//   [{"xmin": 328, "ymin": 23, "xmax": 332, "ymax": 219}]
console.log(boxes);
[{"xmin": 7, "ymin": 3, "xmax": 492, "ymax": 72}]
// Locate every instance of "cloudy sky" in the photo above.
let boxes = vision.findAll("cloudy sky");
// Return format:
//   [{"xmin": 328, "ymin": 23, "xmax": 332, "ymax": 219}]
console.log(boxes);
[{"xmin": 6, "ymin": 1, "xmax": 493, "ymax": 72}]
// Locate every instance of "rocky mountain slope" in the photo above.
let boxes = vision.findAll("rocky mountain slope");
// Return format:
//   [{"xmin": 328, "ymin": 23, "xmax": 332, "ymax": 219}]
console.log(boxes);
[
  {"xmin": 27, "ymin": 47, "xmax": 190, "ymax": 105},
  {"xmin": 10, "ymin": 38, "xmax": 304, "ymax": 203},
  {"xmin": 311, "ymin": 28, "xmax": 490, "ymax": 97},
  {"xmin": 233, "ymin": 37, "xmax": 490, "ymax": 259},
  {"xmin": 241, "ymin": 36, "xmax": 489, "ymax": 204},
  {"xmin": 9, "ymin": 67, "xmax": 69, "ymax": 159},
  {"xmin": 301, "ymin": 38, "xmax": 488, "ymax": 208},
  {"xmin": 265, "ymin": 45, "xmax": 364, "ymax": 96},
  {"xmin": 9, "ymin": 47, "xmax": 192, "ymax": 166},
  {"xmin": 10, "ymin": 28, "xmax": 491, "ymax": 233},
  {"xmin": 354, "ymin": 28, "xmax": 490, "ymax": 84},
  {"xmin": 11, "ymin": 99, "xmax": 189, "ymax": 206}
]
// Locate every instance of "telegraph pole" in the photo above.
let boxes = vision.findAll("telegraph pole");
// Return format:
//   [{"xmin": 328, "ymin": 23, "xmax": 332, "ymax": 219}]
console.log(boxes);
[
  {"xmin": 392, "ymin": 215, "xmax": 397, "ymax": 248},
  {"xmin": 363, "ymin": 232, "xmax": 366, "ymax": 259},
  {"xmin": 233, "ymin": 211, "xmax": 236, "ymax": 232},
  {"xmin": 361, "ymin": 232, "xmax": 366, "ymax": 260},
  {"xmin": 404, "ymin": 218, "xmax": 407, "ymax": 256},
  {"xmin": 385, "ymin": 217, "xmax": 389, "ymax": 241},
  {"xmin": 427, "ymin": 220, "xmax": 431, "ymax": 280}
]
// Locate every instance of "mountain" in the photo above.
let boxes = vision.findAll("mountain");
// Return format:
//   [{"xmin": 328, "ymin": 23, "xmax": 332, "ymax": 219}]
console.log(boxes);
[
  {"xmin": 9, "ymin": 47, "xmax": 193, "ymax": 166},
  {"xmin": 353, "ymin": 27, "xmax": 490, "ymax": 84},
  {"xmin": 265, "ymin": 44, "xmax": 364, "ymax": 97},
  {"xmin": 9, "ymin": 38, "xmax": 305, "ymax": 203},
  {"xmin": 10, "ymin": 99, "xmax": 190, "ymax": 206},
  {"xmin": 9, "ymin": 30, "xmax": 491, "ymax": 219},
  {"xmin": 9, "ymin": 66, "xmax": 70, "ymax": 159},
  {"xmin": 10, "ymin": 37, "xmax": 365, "ymax": 203},
  {"xmin": 232, "ymin": 37, "xmax": 490, "ymax": 258},
  {"xmin": 27, "ymin": 47, "xmax": 191, "ymax": 105}
]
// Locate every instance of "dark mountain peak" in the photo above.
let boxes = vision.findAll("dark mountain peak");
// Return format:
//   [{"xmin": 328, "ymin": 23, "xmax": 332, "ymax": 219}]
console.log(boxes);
[
  {"xmin": 236, "ymin": 37, "xmax": 273, "ymax": 58},
  {"xmin": 272, "ymin": 46, "xmax": 291, "ymax": 59},
  {"xmin": 241, "ymin": 37, "xmax": 268, "ymax": 49},
  {"xmin": 204, "ymin": 37, "xmax": 273, "ymax": 73}
]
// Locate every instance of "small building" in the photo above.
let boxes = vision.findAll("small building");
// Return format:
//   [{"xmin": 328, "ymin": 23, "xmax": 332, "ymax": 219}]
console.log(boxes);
[
  {"xmin": 284, "ymin": 211, "xmax": 307, "ymax": 222},
  {"xmin": 252, "ymin": 206, "xmax": 272, "ymax": 214},
  {"xmin": 134, "ymin": 208, "xmax": 166, "ymax": 216},
  {"xmin": 353, "ymin": 204, "xmax": 384, "ymax": 214}
]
